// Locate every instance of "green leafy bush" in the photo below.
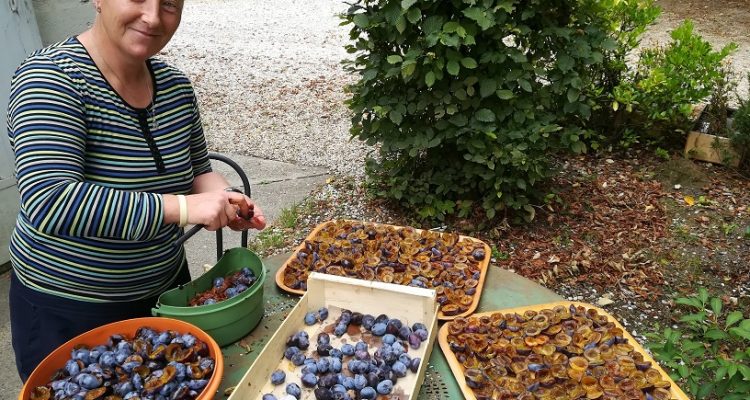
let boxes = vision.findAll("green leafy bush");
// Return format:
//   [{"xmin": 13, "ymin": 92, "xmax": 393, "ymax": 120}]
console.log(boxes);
[
  {"xmin": 584, "ymin": 0, "xmax": 661, "ymax": 144},
  {"xmin": 342, "ymin": 0, "xmax": 620, "ymax": 220},
  {"xmin": 647, "ymin": 288, "xmax": 750, "ymax": 399},
  {"xmin": 730, "ymin": 73, "xmax": 750, "ymax": 172},
  {"xmin": 607, "ymin": 21, "xmax": 737, "ymax": 144}
]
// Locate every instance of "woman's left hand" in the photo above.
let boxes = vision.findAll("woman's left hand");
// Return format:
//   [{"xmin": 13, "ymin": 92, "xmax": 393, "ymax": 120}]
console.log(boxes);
[{"xmin": 227, "ymin": 196, "xmax": 266, "ymax": 231}]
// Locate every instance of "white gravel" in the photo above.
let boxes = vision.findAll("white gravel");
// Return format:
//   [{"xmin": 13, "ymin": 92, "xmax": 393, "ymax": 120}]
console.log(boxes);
[
  {"xmin": 158, "ymin": 0, "xmax": 750, "ymax": 177},
  {"xmin": 159, "ymin": 0, "xmax": 370, "ymax": 176}
]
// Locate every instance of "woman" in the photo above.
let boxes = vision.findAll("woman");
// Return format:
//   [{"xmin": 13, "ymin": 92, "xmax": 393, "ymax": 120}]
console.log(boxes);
[{"xmin": 6, "ymin": 0, "xmax": 266, "ymax": 381}]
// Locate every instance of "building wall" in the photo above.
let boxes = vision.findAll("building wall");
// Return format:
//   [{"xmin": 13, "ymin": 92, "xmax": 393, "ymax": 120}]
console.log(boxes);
[
  {"xmin": 32, "ymin": 0, "xmax": 93, "ymax": 45},
  {"xmin": 1, "ymin": 0, "xmax": 43, "ymax": 265}
]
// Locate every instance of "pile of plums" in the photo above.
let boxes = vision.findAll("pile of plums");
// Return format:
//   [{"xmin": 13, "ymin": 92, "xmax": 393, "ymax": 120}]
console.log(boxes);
[
  {"xmin": 281, "ymin": 221, "xmax": 488, "ymax": 317},
  {"xmin": 30, "ymin": 327, "xmax": 216, "ymax": 400},
  {"xmin": 446, "ymin": 304, "xmax": 675, "ymax": 400},
  {"xmin": 262, "ymin": 308, "xmax": 429, "ymax": 400},
  {"xmin": 189, "ymin": 267, "xmax": 257, "ymax": 306}
]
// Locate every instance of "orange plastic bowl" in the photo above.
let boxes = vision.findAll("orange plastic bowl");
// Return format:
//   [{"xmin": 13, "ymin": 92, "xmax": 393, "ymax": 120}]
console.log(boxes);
[{"xmin": 19, "ymin": 317, "xmax": 223, "ymax": 400}]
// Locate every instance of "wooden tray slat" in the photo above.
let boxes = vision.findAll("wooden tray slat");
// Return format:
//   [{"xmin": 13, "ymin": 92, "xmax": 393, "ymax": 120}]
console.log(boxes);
[{"xmin": 438, "ymin": 301, "xmax": 690, "ymax": 400}]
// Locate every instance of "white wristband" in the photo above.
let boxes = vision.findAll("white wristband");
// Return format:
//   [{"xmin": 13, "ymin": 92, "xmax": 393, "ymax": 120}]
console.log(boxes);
[{"xmin": 177, "ymin": 195, "xmax": 188, "ymax": 227}]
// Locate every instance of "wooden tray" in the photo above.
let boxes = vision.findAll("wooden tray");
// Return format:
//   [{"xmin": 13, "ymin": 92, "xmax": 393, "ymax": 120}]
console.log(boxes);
[
  {"xmin": 438, "ymin": 301, "xmax": 689, "ymax": 400},
  {"xmin": 228, "ymin": 272, "xmax": 439, "ymax": 400},
  {"xmin": 275, "ymin": 219, "xmax": 491, "ymax": 320}
]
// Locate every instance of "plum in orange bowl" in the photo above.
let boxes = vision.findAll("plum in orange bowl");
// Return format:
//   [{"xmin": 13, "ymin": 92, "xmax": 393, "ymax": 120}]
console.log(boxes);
[{"xmin": 20, "ymin": 317, "xmax": 223, "ymax": 400}]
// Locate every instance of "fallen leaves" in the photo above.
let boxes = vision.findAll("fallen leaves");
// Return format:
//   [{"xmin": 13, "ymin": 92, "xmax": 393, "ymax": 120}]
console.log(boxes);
[{"xmin": 495, "ymin": 156, "xmax": 669, "ymax": 299}]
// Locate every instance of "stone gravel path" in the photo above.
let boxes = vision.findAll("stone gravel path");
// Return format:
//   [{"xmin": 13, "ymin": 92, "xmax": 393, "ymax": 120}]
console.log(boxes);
[{"xmin": 160, "ymin": 0, "xmax": 370, "ymax": 177}]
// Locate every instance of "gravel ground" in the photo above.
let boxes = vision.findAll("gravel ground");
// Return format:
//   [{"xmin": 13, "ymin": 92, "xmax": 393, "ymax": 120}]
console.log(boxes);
[
  {"xmin": 161, "ymin": 0, "xmax": 750, "ymax": 178},
  {"xmin": 159, "ymin": 0, "xmax": 369, "ymax": 176}
]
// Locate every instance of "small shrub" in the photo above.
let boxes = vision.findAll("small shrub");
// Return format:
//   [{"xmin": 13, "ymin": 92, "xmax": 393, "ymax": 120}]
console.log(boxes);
[
  {"xmin": 608, "ymin": 21, "xmax": 737, "ymax": 145},
  {"xmin": 248, "ymin": 228, "xmax": 286, "ymax": 255},
  {"xmin": 731, "ymin": 73, "xmax": 750, "ymax": 172},
  {"xmin": 655, "ymin": 147, "xmax": 670, "ymax": 160},
  {"xmin": 647, "ymin": 288, "xmax": 750, "ymax": 399},
  {"xmin": 597, "ymin": 20, "xmax": 737, "ymax": 147},
  {"xmin": 342, "ymin": 0, "xmax": 621, "ymax": 221},
  {"xmin": 277, "ymin": 206, "xmax": 299, "ymax": 229},
  {"xmin": 701, "ymin": 67, "xmax": 736, "ymax": 138},
  {"xmin": 585, "ymin": 0, "xmax": 661, "ymax": 141}
]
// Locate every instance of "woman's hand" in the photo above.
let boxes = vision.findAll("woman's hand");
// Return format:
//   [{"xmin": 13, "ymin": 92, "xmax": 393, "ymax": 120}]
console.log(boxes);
[
  {"xmin": 227, "ymin": 196, "xmax": 266, "ymax": 231},
  {"xmin": 183, "ymin": 192, "xmax": 265, "ymax": 231}
]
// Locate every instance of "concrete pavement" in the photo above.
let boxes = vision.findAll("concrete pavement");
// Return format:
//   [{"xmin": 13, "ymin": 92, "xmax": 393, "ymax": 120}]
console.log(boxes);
[{"xmin": 0, "ymin": 153, "xmax": 329, "ymax": 397}]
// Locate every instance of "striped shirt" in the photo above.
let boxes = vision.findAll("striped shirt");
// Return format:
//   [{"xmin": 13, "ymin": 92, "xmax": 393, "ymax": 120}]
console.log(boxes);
[{"xmin": 6, "ymin": 37, "xmax": 212, "ymax": 302}]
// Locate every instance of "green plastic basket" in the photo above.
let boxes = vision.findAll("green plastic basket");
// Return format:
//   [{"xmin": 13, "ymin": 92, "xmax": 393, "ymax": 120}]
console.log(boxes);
[{"xmin": 152, "ymin": 248, "xmax": 265, "ymax": 346}]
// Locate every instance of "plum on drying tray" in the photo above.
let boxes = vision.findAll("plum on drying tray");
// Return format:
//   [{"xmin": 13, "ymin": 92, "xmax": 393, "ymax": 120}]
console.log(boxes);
[{"xmin": 282, "ymin": 221, "xmax": 488, "ymax": 317}]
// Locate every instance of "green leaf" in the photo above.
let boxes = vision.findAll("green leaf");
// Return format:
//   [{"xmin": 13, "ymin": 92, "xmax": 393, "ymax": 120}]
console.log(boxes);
[
  {"xmin": 557, "ymin": 54, "xmax": 574, "ymax": 72},
  {"xmin": 567, "ymin": 88, "xmax": 579, "ymax": 103},
  {"xmin": 697, "ymin": 383, "xmax": 715, "ymax": 399},
  {"xmin": 495, "ymin": 0, "xmax": 513, "ymax": 13},
  {"xmin": 443, "ymin": 21, "xmax": 461, "ymax": 33},
  {"xmin": 727, "ymin": 312, "xmax": 745, "ymax": 328},
  {"xmin": 425, "ymin": 71, "xmax": 436, "ymax": 87},
  {"xmin": 353, "ymin": 14, "xmax": 369, "ymax": 28},
  {"xmin": 448, "ymin": 114, "xmax": 467, "ymax": 127},
  {"xmin": 387, "ymin": 55, "xmax": 403, "ymax": 64},
  {"xmin": 401, "ymin": 63, "xmax": 416, "ymax": 78},
  {"xmin": 447, "ymin": 60, "xmax": 460, "ymax": 76},
  {"xmin": 729, "ymin": 327, "xmax": 750, "ymax": 340},
  {"xmin": 679, "ymin": 311, "xmax": 706, "ymax": 322},
  {"xmin": 710, "ymin": 297, "xmax": 722, "ymax": 316},
  {"xmin": 677, "ymin": 363, "xmax": 689, "ymax": 378},
  {"xmin": 496, "ymin": 89, "xmax": 514, "ymax": 100},
  {"xmin": 480, "ymin": 79, "xmax": 497, "ymax": 98},
  {"xmin": 739, "ymin": 364, "xmax": 750, "ymax": 380},
  {"xmin": 740, "ymin": 319, "xmax": 750, "ymax": 330},
  {"xmin": 406, "ymin": 7, "xmax": 421, "ymax": 24},
  {"xmin": 475, "ymin": 108, "xmax": 496, "ymax": 122},
  {"xmin": 699, "ymin": 287, "xmax": 709, "ymax": 305},
  {"xmin": 460, "ymin": 57, "xmax": 478, "ymax": 69},
  {"xmin": 395, "ymin": 15, "xmax": 407, "ymax": 33},
  {"xmin": 682, "ymin": 341, "xmax": 704, "ymax": 352},
  {"xmin": 389, "ymin": 110, "xmax": 403, "ymax": 125},
  {"xmin": 423, "ymin": 16, "xmax": 443, "ymax": 35},
  {"xmin": 518, "ymin": 79, "xmax": 532, "ymax": 92},
  {"xmin": 523, "ymin": 205, "xmax": 535, "ymax": 222},
  {"xmin": 362, "ymin": 69, "xmax": 377, "ymax": 82},
  {"xmin": 728, "ymin": 363, "xmax": 738, "ymax": 378},
  {"xmin": 571, "ymin": 141, "xmax": 586, "ymax": 154},
  {"xmin": 401, "ymin": 0, "xmax": 417, "ymax": 9},
  {"xmin": 704, "ymin": 329, "xmax": 729, "ymax": 340},
  {"xmin": 462, "ymin": 7, "xmax": 484, "ymax": 22},
  {"xmin": 676, "ymin": 297, "xmax": 703, "ymax": 310},
  {"xmin": 716, "ymin": 366, "xmax": 728, "ymax": 381}
]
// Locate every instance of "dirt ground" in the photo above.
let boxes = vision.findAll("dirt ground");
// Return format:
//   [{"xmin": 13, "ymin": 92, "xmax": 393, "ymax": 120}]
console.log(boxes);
[{"xmin": 656, "ymin": 0, "xmax": 750, "ymax": 41}]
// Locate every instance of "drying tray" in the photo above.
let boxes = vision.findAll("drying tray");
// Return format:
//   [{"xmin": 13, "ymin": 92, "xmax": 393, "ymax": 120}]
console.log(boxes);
[
  {"xmin": 228, "ymin": 272, "xmax": 439, "ymax": 400},
  {"xmin": 438, "ymin": 301, "xmax": 689, "ymax": 400},
  {"xmin": 275, "ymin": 220, "xmax": 491, "ymax": 320}
]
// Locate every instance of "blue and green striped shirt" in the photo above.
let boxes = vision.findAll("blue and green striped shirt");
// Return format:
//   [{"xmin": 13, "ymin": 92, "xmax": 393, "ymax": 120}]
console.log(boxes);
[{"xmin": 7, "ymin": 37, "xmax": 212, "ymax": 302}]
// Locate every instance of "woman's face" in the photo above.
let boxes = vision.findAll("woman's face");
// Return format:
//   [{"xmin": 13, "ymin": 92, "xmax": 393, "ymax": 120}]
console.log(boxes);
[{"xmin": 96, "ymin": 0, "xmax": 183, "ymax": 60}]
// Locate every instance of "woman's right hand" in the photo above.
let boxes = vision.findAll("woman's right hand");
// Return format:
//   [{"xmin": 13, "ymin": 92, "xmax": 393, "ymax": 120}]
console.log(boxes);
[{"xmin": 184, "ymin": 191, "xmax": 247, "ymax": 231}]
